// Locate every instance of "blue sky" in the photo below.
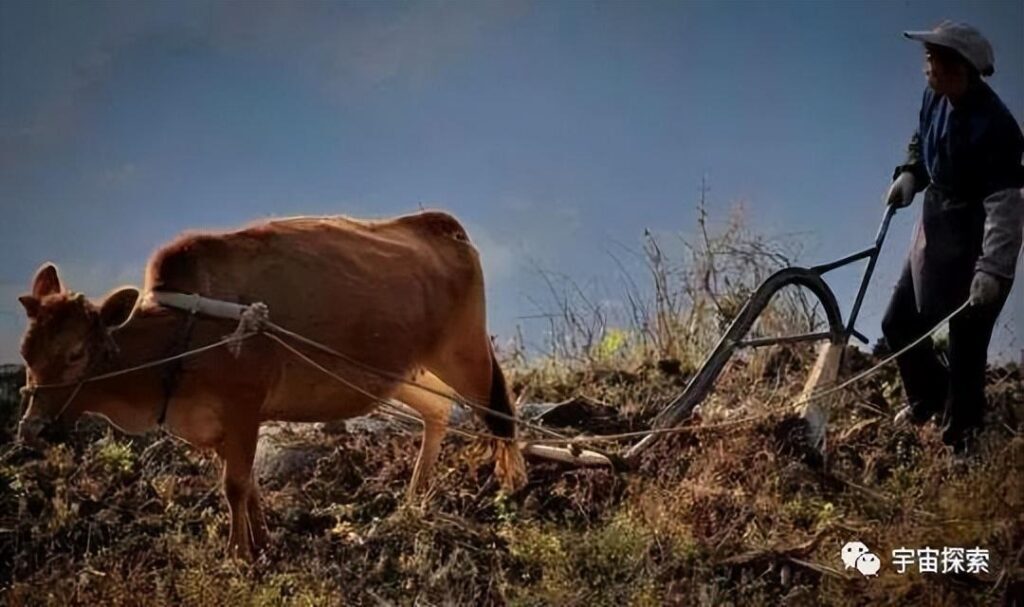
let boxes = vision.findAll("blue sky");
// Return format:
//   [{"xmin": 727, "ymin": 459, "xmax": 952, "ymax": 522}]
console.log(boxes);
[{"xmin": 1, "ymin": 0, "xmax": 1022, "ymax": 363}]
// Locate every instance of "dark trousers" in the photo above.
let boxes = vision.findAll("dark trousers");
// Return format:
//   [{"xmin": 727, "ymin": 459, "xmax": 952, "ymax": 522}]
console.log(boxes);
[{"xmin": 881, "ymin": 262, "xmax": 1010, "ymax": 439}]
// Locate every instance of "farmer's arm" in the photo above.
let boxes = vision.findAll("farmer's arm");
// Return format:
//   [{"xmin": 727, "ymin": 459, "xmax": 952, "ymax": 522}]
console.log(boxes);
[
  {"xmin": 975, "ymin": 122, "xmax": 1024, "ymax": 281},
  {"xmin": 892, "ymin": 131, "xmax": 931, "ymax": 191}
]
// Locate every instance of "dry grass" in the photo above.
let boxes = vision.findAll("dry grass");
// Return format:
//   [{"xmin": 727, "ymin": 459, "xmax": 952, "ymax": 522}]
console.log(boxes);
[{"xmin": 1, "ymin": 356, "xmax": 1021, "ymax": 606}]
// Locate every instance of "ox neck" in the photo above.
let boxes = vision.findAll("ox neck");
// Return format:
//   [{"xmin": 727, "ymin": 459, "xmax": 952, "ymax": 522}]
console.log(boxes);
[
  {"xmin": 82, "ymin": 310, "xmax": 193, "ymax": 432},
  {"xmin": 109, "ymin": 308, "xmax": 192, "ymax": 372}
]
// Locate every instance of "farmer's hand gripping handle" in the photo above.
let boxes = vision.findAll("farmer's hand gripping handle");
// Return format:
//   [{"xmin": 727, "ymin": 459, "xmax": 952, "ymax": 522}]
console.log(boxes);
[{"xmin": 885, "ymin": 171, "xmax": 917, "ymax": 208}]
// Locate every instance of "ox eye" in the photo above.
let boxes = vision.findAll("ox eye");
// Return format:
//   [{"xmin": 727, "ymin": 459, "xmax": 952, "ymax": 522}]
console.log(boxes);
[{"xmin": 65, "ymin": 348, "xmax": 86, "ymax": 364}]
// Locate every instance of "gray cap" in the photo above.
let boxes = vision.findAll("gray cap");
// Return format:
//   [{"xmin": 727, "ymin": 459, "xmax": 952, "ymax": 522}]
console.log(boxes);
[{"xmin": 904, "ymin": 20, "xmax": 994, "ymax": 77}]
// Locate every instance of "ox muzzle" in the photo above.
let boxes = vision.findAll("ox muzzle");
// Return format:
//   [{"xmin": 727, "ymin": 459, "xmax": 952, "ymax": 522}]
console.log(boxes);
[{"xmin": 17, "ymin": 386, "xmax": 72, "ymax": 448}]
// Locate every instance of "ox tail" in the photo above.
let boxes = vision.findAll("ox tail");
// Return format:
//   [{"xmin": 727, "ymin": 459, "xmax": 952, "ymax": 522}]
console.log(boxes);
[{"xmin": 487, "ymin": 348, "xmax": 528, "ymax": 492}]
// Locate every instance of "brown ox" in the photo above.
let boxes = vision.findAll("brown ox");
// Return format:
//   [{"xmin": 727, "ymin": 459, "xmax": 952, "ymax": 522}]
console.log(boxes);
[{"xmin": 16, "ymin": 210, "xmax": 527, "ymax": 560}]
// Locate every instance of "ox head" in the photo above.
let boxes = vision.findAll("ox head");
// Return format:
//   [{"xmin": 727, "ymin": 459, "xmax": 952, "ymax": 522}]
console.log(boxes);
[{"xmin": 16, "ymin": 263, "xmax": 139, "ymax": 446}]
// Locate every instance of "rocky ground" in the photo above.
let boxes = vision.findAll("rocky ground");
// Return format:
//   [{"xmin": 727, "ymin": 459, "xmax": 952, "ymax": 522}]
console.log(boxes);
[{"xmin": 0, "ymin": 350, "xmax": 1022, "ymax": 606}]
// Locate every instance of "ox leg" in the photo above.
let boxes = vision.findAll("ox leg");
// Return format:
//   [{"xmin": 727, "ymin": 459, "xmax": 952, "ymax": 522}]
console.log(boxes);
[
  {"xmin": 216, "ymin": 425, "xmax": 260, "ymax": 561},
  {"xmin": 392, "ymin": 372, "xmax": 453, "ymax": 503},
  {"xmin": 247, "ymin": 478, "xmax": 270, "ymax": 551}
]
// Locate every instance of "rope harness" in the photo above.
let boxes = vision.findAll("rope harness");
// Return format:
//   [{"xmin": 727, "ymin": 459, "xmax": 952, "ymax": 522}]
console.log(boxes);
[
  {"xmin": 157, "ymin": 306, "xmax": 198, "ymax": 426},
  {"xmin": 21, "ymin": 292, "xmax": 972, "ymax": 452}
]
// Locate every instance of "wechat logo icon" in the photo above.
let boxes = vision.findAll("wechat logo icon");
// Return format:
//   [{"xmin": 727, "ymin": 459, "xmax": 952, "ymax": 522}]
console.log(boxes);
[{"xmin": 842, "ymin": 541, "xmax": 881, "ymax": 577}]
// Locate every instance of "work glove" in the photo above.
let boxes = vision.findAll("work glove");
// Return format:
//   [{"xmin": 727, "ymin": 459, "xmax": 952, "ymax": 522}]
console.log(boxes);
[
  {"xmin": 885, "ymin": 171, "xmax": 917, "ymax": 208},
  {"xmin": 969, "ymin": 271, "xmax": 1001, "ymax": 307}
]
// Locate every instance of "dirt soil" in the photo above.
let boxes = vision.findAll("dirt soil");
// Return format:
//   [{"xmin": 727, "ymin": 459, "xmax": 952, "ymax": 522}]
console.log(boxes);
[{"xmin": 0, "ymin": 351, "xmax": 1022, "ymax": 606}]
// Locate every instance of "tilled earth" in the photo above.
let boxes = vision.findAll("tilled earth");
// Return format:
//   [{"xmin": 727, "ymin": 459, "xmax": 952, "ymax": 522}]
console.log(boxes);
[{"xmin": 0, "ymin": 352, "xmax": 1022, "ymax": 606}]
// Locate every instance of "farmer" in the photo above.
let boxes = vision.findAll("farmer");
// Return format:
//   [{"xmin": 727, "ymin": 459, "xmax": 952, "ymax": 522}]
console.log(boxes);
[{"xmin": 883, "ymin": 21, "xmax": 1023, "ymax": 452}]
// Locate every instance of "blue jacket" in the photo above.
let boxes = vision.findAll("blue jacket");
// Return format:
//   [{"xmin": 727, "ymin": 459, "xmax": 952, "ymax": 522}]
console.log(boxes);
[
  {"xmin": 897, "ymin": 82, "xmax": 1024, "ymax": 199},
  {"xmin": 895, "ymin": 81, "xmax": 1024, "ymax": 314}
]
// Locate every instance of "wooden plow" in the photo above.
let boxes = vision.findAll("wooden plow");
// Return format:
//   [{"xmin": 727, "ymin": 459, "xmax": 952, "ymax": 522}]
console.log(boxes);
[{"xmin": 528, "ymin": 206, "xmax": 898, "ymax": 469}]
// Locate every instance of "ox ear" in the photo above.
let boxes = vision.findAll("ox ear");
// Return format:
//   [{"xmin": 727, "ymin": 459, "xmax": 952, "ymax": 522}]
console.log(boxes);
[
  {"xmin": 100, "ymin": 287, "xmax": 140, "ymax": 328},
  {"xmin": 18, "ymin": 295, "xmax": 40, "ymax": 318},
  {"xmin": 31, "ymin": 263, "xmax": 62, "ymax": 299}
]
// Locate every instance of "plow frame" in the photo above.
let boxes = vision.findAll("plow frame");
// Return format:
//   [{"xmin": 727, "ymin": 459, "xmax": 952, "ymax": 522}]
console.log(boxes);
[{"xmin": 620, "ymin": 206, "xmax": 898, "ymax": 462}]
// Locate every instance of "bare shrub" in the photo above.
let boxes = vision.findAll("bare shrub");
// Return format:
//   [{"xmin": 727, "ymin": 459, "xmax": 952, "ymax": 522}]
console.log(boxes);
[{"xmin": 519, "ymin": 197, "xmax": 822, "ymax": 376}]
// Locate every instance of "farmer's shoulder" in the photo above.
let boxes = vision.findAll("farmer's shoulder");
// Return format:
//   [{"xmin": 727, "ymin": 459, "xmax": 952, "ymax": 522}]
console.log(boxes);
[{"xmin": 982, "ymin": 85, "xmax": 1023, "ymax": 144}]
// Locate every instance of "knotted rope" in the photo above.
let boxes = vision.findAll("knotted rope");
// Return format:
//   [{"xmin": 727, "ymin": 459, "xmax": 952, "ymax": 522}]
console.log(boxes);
[{"xmin": 228, "ymin": 302, "xmax": 270, "ymax": 357}]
